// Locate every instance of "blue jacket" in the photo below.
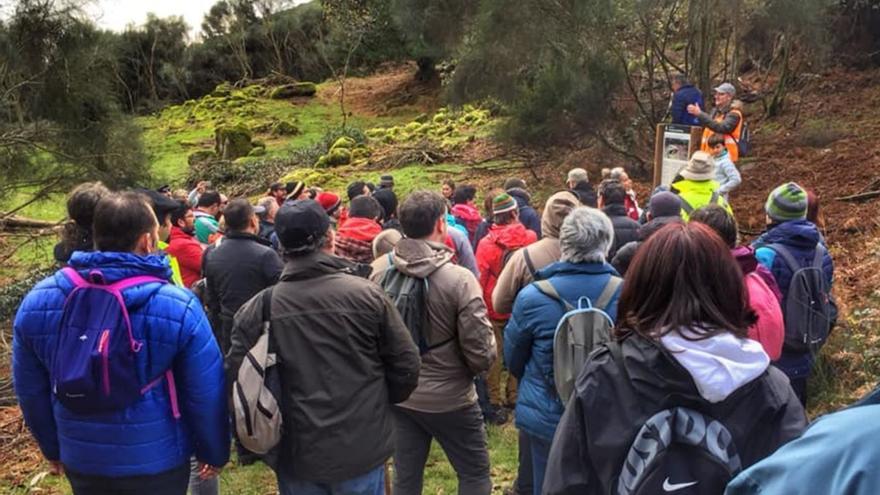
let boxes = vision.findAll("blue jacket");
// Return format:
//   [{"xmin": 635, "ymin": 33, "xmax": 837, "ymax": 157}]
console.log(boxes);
[
  {"xmin": 671, "ymin": 84, "xmax": 704, "ymax": 126},
  {"xmin": 508, "ymin": 188, "xmax": 543, "ymax": 239},
  {"xmin": 504, "ymin": 261, "xmax": 621, "ymax": 441},
  {"xmin": 752, "ymin": 220, "xmax": 834, "ymax": 379},
  {"xmin": 13, "ymin": 251, "xmax": 230, "ymax": 477},
  {"xmin": 726, "ymin": 399, "xmax": 880, "ymax": 494}
]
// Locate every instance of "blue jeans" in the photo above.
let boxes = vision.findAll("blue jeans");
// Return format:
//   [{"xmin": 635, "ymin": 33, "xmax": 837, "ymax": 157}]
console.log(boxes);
[
  {"xmin": 528, "ymin": 433, "xmax": 553, "ymax": 495},
  {"xmin": 276, "ymin": 464, "xmax": 385, "ymax": 495}
]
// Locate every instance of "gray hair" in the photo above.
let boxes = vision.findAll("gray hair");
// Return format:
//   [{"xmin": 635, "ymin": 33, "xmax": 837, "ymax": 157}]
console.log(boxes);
[
  {"xmin": 559, "ymin": 207, "xmax": 614, "ymax": 264},
  {"xmin": 608, "ymin": 167, "xmax": 627, "ymax": 181}
]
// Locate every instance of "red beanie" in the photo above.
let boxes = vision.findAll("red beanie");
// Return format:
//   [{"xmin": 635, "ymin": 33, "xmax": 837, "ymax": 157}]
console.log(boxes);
[{"xmin": 317, "ymin": 192, "xmax": 342, "ymax": 215}]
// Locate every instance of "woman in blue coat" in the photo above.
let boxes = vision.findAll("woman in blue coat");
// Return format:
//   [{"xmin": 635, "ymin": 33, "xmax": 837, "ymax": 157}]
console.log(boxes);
[{"xmin": 504, "ymin": 207, "xmax": 622, "ymax": 495}]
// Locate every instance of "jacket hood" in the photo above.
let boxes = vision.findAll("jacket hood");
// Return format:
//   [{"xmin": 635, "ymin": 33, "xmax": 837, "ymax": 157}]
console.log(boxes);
[
  {"xmin": 639, "ymin": 216, "xmax": 682, "ymax": 241},
  {"xmin": 661, "ymin": 327, "xmax": 770, "ymax": 403},
  {"xmin": 507, "ymin": 188, "xmax": 532, "ymax": 206},
  {"xmin": 602, "ymin": 204, "xmax": 628, "ymax": 218},
  {"xmin": 756, "ymin": 220, "xmax": 822, "ymax": 250},
  {"xmin": 281, "ymin": 251, "xmax": 367, "ymax": 281},
  {"xmin": 486, "ymin": 222, "xmax": 535, "ymax": 250},
  {"xmin": 451, "ymin": 203, "xmax": 482, "ymax": 222},
  {"xmin": 389, "ymin": 238, "xmax": 453, "ymax": 278},
  {"xmin": 535, "ymin": 260, "xmax": 618, "ymax": 281},
  {"xmin": 63, "ymin": 251, "xmax": 172, "ymax": 306},
  {"xmin": 337, "ymin": 217, "xmax": 383, "ymax": 242},
  {"xmin": 732, "ymin": 245, "xmax": 759, "ymax": 274},
  {"xmin": 541, "ymin": 191, "xmax": 579, "ymax": 239}
]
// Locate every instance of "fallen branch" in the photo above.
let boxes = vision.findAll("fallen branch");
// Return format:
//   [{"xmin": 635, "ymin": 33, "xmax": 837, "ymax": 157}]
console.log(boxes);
[
  {"xmin": 835, "ymin": 190, "xmax": 880, "ymax": 203},
  {"xmin": 0, "ymin": 216, "xmax": 61, "ymax": 230}
]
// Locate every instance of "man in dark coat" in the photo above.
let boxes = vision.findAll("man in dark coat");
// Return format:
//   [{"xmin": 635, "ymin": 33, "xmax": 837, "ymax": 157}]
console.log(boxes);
[
  {"xmin": 598, "ymin": 181, "xmax": 640, "ymax": 260},
  {"xmin": 566, "ymin": 168, "xmax": 598, "ymax": 208},
  {"xmin": 202, "ymin": 199, "xmax": 283, "ymax": 355},
  {"xmin": 227, "ymin": 200, "xmax": 420, "ymax": 493},
  {"xmin": 504, "ymin": 178, "xmax": 542, "ymax": 239}
]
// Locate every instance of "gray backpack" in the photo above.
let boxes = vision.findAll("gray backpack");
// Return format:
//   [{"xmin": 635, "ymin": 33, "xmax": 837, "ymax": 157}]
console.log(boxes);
[
  {"xmin": 233, "ymin": 288, "xmax": 283, "ymax": 454},
  {"xmin": 768, "ymin": 243, "xmax": 836, "ymax": 354},
  {"xmin": 533, "ymin": 276, "xmax": 622, "ymax": 403}
]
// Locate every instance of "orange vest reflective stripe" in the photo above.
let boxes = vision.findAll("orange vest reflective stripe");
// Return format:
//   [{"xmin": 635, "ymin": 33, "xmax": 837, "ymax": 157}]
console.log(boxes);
[{"xmin": 701, "ymin": 109, "xmax": 743, "ymax": 162}]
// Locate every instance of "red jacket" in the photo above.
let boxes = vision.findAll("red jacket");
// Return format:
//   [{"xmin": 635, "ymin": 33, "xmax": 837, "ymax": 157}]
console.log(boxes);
[
  {"xmin": 476, "ymin": 222, "xmax": 537, "ymax": 321},
  {"xmin": 451, "ymin": 203, "xmax": 483, "ymax": 244},
  {"xmin": 624, "ymin": 192, "xmax": 640, "ymax": 221},
  {"xmin": 335, "ymin": 217, "xmax": 382, "ymax": 264},
  {"xmin": 166, "ymin": 226, "xmax": 204, "ymax": 288}
]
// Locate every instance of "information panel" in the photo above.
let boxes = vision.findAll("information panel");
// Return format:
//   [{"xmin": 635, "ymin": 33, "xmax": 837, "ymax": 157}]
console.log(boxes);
[{"xmin": 653, "ymin": 124, "xmax": 704, "ymax": 188}]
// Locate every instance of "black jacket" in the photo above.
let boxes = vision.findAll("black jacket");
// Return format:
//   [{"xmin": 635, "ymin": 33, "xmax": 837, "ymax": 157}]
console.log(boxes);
[
  {"xmin": 203, "ymin": 231, "xmax": 283, "ymax": 353},
  {"xmin": 543, "ymin": 334, "xmax": 806, "ymax": 495},
  {"xmin": 507, "ymin": 188, "xmax": 543, "ymax": 239},
  {"xmin": 611, "ymin": 216, "xmax": 682, "ymax": 276},
  {"xmin": 227, "ymin": 251, "xmax": 420, "ymax": 482},
  {"xmin": 603, "ymin": 204, "xmax": 640, "ymax": 260},
  {"xmin": 571, "ymin": 182, "xmax": 598, "ymax": 208}
]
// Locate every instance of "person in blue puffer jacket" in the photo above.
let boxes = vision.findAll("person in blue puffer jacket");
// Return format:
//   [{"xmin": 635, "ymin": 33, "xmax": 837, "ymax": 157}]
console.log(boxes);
[
  {"xmin": 504, "ymin": 207, "xmax": 622, "ymax": 495},
  {"xmin": 13, "ymin": 192, "xmax": 229, "ymax": 495},
  {"xmin": 752, "ymin": 183, "xmax": 835, "ymax": 408}
]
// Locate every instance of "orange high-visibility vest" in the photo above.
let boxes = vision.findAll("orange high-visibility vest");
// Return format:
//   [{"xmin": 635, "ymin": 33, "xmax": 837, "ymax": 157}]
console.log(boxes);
[{"xmin": 701, "ymin": 109, "xmax": 743, "ymax": 162}]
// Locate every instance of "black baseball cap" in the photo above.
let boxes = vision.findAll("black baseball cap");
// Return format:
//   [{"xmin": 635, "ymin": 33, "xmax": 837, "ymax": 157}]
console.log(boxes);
[{"xmin": 275, "ymin": 200, "xmax": 330, "ymax": 251}]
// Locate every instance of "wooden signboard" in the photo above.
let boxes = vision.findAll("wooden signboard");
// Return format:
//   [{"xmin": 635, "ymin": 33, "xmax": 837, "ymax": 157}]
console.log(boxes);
[{"xmin": 653, "ymin": 124, "xmax": 704, "ymax": 189}]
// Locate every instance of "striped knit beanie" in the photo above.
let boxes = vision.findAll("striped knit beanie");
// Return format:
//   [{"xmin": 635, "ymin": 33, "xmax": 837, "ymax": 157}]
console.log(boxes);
[
  {"xmin": 765, "ymin": 182, "xmax": 808, "ymax": 222},
  {"xmin": 492, "ymin": 193, "xmax": 518, "ymax": 216}
]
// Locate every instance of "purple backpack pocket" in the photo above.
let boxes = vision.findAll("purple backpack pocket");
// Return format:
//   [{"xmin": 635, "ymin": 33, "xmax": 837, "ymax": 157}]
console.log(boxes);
[{"xmin": 52, "ymin": 268, "xmax": 171, "ymax": 415}]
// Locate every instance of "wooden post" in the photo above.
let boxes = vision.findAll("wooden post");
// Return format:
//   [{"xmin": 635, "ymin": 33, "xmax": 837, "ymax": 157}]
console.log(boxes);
[{"xmin": 653, "ymin": 124, "xmax": 665, "ymax": 189}]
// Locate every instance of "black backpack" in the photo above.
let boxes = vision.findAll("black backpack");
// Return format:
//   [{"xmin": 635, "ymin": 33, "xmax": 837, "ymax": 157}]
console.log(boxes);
[
  {"xmin": 378, "ymin": 255, "xmax": 453, "ymax": 354},
  {"xmin": 767, "ymin": 243, "xmax": 836, "ymax": 354},
  {"xmin": 610, "ymin": 343, "xmax": 742, "ymax": 495}
]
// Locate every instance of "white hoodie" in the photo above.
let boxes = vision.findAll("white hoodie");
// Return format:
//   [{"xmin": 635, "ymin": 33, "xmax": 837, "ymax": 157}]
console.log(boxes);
[{"xmin": 661, "ymin": 327, "xmax": 770, "ymax": 403}]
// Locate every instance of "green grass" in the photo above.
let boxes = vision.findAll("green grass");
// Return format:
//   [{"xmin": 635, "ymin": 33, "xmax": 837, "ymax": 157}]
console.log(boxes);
[{"xmin": 12, "ymin": 423, "xmax": 520, "ymax": 494}]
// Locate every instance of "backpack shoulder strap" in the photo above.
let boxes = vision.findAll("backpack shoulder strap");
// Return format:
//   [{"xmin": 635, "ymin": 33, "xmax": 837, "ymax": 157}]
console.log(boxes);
[
  {"xmin": 523, "ymin": 248, "xmax": 537, "ymax": 277},
  {"xmin": 812, "ymin": 243, "xmax": 827, "ymax": 269},
  {"xmin": 766, "ymin": 243, "xmax": 801, "ymax": 273},
  {"xmin": 533, "ymin": 280, "xmax": 575, "ymax": 312},
  {"xmin": 261, "ymin": 286, "xmax": 274, "ymax": 332},
  {"xmin": 680, "ymin": 197, "xmax": 694, "ymax": 215},
  {"xmin": 594, "ymin": 276, "xmax": 623, "ymax": 311}
]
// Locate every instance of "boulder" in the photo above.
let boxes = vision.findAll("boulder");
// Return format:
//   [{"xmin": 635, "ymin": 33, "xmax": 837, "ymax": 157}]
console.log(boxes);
[
  {"xmin": 326, "ymin": 148, "xmax": 352, "ymax": 166},
  {"xmin": 330, "ymin": 136, "xmax": 357, "ymax": 151},
  {"xmin": 211, "ymin": 82, "xmax": 233, "ymax": 97},
  {"xmin": 269, "ymin": 82, "xmax": 317, "ymax": 99},
  {"xmin": 187, "ymin": 150, "xmax": 218, "ymax": 166},
  {"xmin": 214, "ymin": 124, "xmax": 253, "ymax": 160},
  {"xmin": 271, "ymin": 121, "xmax": 300, "ymax": 136}
]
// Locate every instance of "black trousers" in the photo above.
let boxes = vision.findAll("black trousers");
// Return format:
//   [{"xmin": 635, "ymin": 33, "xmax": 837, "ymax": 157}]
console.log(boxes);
[{"xmin": 66, "ymin": 463, "xmax": 190, "ymax": 495}]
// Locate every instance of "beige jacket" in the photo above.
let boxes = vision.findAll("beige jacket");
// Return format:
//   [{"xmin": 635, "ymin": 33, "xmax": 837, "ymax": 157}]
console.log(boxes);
[
  {"xmin": 492, "ymin": 191, "xmax": 579, "ymax": 314},
  {"xmin": 371, "ymin": 238, "xmax": 496, "ymax": 413}
]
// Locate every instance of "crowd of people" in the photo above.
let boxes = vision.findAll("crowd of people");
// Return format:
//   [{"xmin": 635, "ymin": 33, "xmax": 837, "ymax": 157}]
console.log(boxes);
[{"xmin": 10, "ymin": 78, "xmax": 870, "ymax": 495}]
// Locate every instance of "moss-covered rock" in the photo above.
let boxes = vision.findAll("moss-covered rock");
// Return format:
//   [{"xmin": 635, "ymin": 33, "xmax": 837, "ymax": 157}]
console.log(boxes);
[
  {"xmin": 326, "ymin": 147, "xmax": 352, "ymax": 166},
  {"xmin": 211, "ymin": 82, "xmax": 233, "ymax": 97},
  {"xmin": 269, "ymin": 82, "xmax": 317, "ymax": 99},
  {"xmin": 248, "ymin": 147, "xmax": 267, "ymax": 157},
  {"xmin": 214, "ymin": 124, "xmax": 253, "ymax": 160},
  {"xmin": 271, "ymin": 121, "xmax": 300, "ymax": 136},
  {"xmin": 188, "ymin": 150, "xmax": 218, "ymax": 166},
  {"xmin": 330, "ymin": 136, "xmax": 357, "ymax": 151}
]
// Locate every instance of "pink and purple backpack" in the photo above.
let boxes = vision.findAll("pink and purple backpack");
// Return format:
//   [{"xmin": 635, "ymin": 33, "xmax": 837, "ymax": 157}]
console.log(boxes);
[{"xmin": 52, "ymin": 268, "xmax": 180, "ymax": 417}]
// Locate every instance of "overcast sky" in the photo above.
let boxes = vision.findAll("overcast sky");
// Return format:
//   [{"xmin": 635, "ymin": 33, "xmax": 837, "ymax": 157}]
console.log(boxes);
[{"xmin": 84, "ymin": 0, "xmax": 216, "ymax": 38}]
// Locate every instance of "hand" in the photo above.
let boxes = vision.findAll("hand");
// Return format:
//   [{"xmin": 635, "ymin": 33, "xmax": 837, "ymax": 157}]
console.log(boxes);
[
  {"xmin": 48, "ymin": 460, "xmax": 64, "ymax": 476},
  {"xmin": 197, "ymin": 181, "xmax": 208, "ymax": 194},
  {"xmin": 686, "ymin": 103, "xmax": 701, "ymax": 116},
  {"xmin": 197, "ymin": 462, "xmax": 223, "ymax": 480}
]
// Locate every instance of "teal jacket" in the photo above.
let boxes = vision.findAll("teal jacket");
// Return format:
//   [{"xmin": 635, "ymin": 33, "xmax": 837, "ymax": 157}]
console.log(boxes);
[{"xmin": 726, "ymin": 388, "xmax": 880, "ymax": 494}]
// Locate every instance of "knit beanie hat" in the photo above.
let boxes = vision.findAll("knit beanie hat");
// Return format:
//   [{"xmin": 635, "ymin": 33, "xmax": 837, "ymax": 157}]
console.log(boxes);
[
  {"xmin": 765, "ymin": 182, "xmax": 808, "ymax": 222},
  {"xmin": 492, "ymin": 193, "xmax": 518, "ymax": 216},
  {"xmin": 316, "ymin": 192, "xmax": 342, "ymax": 216},
  {"xmin": 379, "ymin": 175, "xmax": 394, "ymax": 188},
  {"xmin": 286, "ymin": 181, "xmax": 306, "ymax": 201}
]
